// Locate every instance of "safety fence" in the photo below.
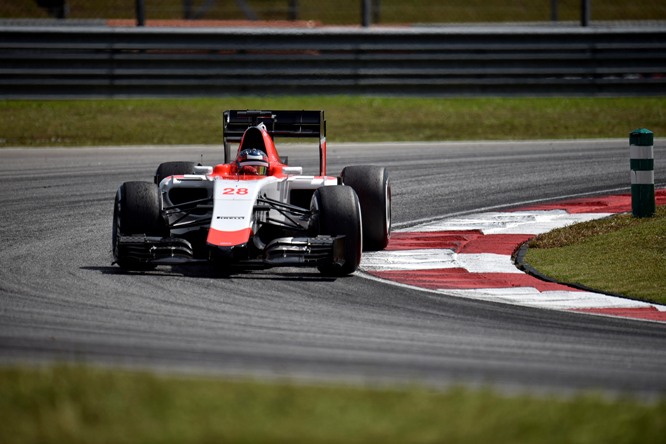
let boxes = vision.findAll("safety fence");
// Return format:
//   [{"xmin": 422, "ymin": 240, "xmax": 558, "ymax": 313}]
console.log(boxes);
[
  {"xmin": 6, "ymin": 0, "xmax": 666, "ymax": 25},
  {"xmin": 1, "ymin": 25, "xmax": 665, "ymax": 97}
]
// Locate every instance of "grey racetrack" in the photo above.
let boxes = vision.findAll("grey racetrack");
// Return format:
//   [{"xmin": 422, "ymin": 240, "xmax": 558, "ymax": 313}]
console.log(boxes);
[{"xmin": 1, "ymin": 140, "xmax": 665, "ymax": 397}]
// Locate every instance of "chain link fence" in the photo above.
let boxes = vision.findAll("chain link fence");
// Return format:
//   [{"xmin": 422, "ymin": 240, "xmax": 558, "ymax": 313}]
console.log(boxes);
[{"xmin": 2, "ymin": 0, "xmax": 665, "ymax": 25}]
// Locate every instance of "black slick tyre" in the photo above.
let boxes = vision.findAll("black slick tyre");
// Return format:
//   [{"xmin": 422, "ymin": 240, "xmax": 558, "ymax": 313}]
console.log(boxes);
[
  {"xmin": 341, "ymin": 165, "xmax": 391, "ymax": 251},
  {"xmin": 112, "ymin": 181, "xmax": 164, "ymax": 270},
  {"xmin": 154, "ymin": 161, "xmax": 197, "ymax": 185},
  {"xmin": 311, "ymin": 185, "xmax": 362, "ymax": 276}
]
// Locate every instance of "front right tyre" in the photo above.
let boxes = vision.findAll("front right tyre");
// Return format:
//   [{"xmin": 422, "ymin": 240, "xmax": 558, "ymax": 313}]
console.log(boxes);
[{"xmin": 310, "ymin": 185, "xmax": 362, "ymax": 276}]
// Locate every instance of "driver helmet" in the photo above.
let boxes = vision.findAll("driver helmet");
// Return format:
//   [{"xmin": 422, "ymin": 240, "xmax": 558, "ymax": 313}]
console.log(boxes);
[{"xmin": 236, "ymin": 148, "xmax": 269, "ymax": 176}]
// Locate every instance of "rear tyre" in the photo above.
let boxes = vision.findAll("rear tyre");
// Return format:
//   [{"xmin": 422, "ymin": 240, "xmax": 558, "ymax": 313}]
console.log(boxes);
[
  {"xmin": 154, "ymin": 161, "xmax": 197, "ymax": 185},
  {"xmin": 112, "ymin": 181, "xmax": 164, "ymax": 270},
  {"xmin": 341, "ymin": 165, "xmax": 391, "ymax": 251},
  {"xmin": 311, "ymin": 186, "xmax": 362, "ymax": 276}
]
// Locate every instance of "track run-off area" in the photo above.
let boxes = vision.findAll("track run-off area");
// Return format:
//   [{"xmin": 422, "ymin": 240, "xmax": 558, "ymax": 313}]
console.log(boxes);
[{"xmin": 1, "ymin": 139, "xmax": 665, "ymax": 397}]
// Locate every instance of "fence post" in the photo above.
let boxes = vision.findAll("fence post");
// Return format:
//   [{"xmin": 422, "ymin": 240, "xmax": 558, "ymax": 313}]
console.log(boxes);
[
  {"xmin": 629, "ymin": 128, "xmax": 655, "ymax": 217},
  {"xmin": 551, "ymin": 0, "xmax": 558, "ymax": 22},
  {"xmin": 135, "ymin": 0, "xmax": 145, "ymax": 26},
  {"xmin": 361, "ymin": 0, "xmax": 371, "ymax": 27},
  {"xmin": 581, "ymin": 0, "xmax": 590, "ymax": 26}
]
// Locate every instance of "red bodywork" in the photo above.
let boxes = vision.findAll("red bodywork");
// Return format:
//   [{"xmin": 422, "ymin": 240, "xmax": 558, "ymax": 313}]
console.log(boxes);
[{"xmin": 211, "ymin": 124, "xmax": 298, "ymax": 180}]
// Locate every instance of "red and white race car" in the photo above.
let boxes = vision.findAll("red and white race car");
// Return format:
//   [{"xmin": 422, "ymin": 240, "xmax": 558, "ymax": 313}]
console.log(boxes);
[{"xmin": 112, "ymin": 110, "xmax": 391, "ymax": 276}]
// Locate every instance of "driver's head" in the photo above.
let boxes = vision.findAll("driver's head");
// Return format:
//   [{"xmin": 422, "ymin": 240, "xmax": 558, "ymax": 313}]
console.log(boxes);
[{"xmin": 236, "ymin": 148, "xmax": 269, "ymax": 176}]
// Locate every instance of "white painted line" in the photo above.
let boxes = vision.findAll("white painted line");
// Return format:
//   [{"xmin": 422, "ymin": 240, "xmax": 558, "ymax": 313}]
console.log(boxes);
[
  {"xmin": 439, "ymin": 288, "xmax": 656, "ymax": 310},
  {"xmin": 456, "ymin": 253, "xmax": 524, "ymax": 274},
  {"xmin": 361, "ymin": 249, "xmax": 457, "ymax": 271},
  {"xmin": 361, "ymin": 250, "xmax": 523, "ymax": 274},
  {"xmin": 413, "ymin": 210, "xmax": 613, "ymax": 235},
  {"xmin": 393, "ymin": 186, "xmax": 632, "ymax": 230}
]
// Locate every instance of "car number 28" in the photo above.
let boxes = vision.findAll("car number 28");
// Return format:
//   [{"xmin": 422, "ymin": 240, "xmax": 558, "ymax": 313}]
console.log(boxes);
[{"xmin": 223, "ymin": 188, "xmax": 249, "ymax": 195}]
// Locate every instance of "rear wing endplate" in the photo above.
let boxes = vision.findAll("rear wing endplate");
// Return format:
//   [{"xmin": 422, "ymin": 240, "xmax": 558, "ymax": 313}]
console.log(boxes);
[{"xmin": 223, "ymin": 110, "xmax": 328, "ymax": 175}]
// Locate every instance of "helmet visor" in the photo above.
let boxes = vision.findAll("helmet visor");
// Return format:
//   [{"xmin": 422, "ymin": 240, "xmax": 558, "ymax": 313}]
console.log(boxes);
[{"xmin": 238, "ymin": 163, "xmax": 268, "ymax": 175}]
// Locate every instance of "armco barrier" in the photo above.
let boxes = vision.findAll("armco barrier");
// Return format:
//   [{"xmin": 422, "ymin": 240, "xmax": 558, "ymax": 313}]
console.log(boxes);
[{"xmin": 1, "ymin": 25, "xmax": 665, "ymax": 97}]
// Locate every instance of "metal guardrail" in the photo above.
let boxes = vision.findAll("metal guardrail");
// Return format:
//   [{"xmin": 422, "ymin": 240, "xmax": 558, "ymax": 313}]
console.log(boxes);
[{"xmin": 1, "ymin": 25, "xmax": 665, "ymax": 97}]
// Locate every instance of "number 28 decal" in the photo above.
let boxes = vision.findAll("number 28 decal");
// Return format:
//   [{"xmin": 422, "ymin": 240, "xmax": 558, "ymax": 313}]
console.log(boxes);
[{"xmin": 222, "ymin": 187, "xmax": 249, "ymax": 195}]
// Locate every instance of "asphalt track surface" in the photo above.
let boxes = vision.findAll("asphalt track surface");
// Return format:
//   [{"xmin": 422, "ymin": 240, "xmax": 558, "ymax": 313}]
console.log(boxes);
[{"xmin": 1, "ymin": 140, "xmax": 665, "ymax": 397}]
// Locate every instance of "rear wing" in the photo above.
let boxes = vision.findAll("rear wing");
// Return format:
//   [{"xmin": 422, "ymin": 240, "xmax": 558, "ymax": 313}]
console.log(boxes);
[{"xmin": 223, "ymin": 110, "xmax": 328, "ymax": 175}]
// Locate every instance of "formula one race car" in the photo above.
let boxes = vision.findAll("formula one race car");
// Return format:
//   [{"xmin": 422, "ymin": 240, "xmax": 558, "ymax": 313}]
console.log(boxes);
[{"xmin": 112, "ymin": 110, "xmax": 391, "ymax": 276}]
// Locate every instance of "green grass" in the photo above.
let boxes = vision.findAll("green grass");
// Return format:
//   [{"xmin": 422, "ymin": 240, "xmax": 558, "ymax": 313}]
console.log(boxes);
[
  {"xmin": 1, "ymin": 365, "xmax": 665, "ymax": 444},
  {"xmin": 2, "ymin": 97, "xmax": 665, "ymax": 147},
  {"xmin": 3, "ymin": 0, "xmax": 666, "ymax": 23},
  {"xmin": 525, "ymin": 206, "xmax": 666, "ymax": 304}
]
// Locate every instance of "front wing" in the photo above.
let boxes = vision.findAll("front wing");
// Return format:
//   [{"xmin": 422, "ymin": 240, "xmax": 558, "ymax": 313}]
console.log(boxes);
[{"xmin": 115, "ymin": 234, "xmax": 346, "ymax": 268}]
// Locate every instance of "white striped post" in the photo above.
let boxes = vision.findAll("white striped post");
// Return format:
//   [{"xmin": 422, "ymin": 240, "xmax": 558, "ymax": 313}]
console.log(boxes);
[{"xmin": 629, "ymin": 128, "xmax": 655, "ymax": 218}]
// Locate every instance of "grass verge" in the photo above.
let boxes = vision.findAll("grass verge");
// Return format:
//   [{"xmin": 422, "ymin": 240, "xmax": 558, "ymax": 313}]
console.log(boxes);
[
  {"xmin": 1, "ymin": 365, "xmax": 665, "ymax": 444},
  {"xmin": 525, "ymin": 206, "xmax": 666, "ymax": 304},
  {"xmin": 2, "ymin": 97, "xmax": 665, "ymax": 147}
]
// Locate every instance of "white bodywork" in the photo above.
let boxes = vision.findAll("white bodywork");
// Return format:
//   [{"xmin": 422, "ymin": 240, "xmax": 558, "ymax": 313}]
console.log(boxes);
[{"xmin": 161, "ymin": 171, "xmax": 338, "ymax": 248}]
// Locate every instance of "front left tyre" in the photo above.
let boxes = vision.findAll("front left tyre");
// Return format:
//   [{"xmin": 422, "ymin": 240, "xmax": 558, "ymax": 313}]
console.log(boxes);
[{"xmin": 112, "ymin": 181, "xmax": 165, "ymax": 270}]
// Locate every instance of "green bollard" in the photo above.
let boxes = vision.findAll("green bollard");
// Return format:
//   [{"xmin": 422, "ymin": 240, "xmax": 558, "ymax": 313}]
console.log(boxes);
[{"xmin": 629, "ymin": 128, "xmax": 655, "ymax": 218}]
